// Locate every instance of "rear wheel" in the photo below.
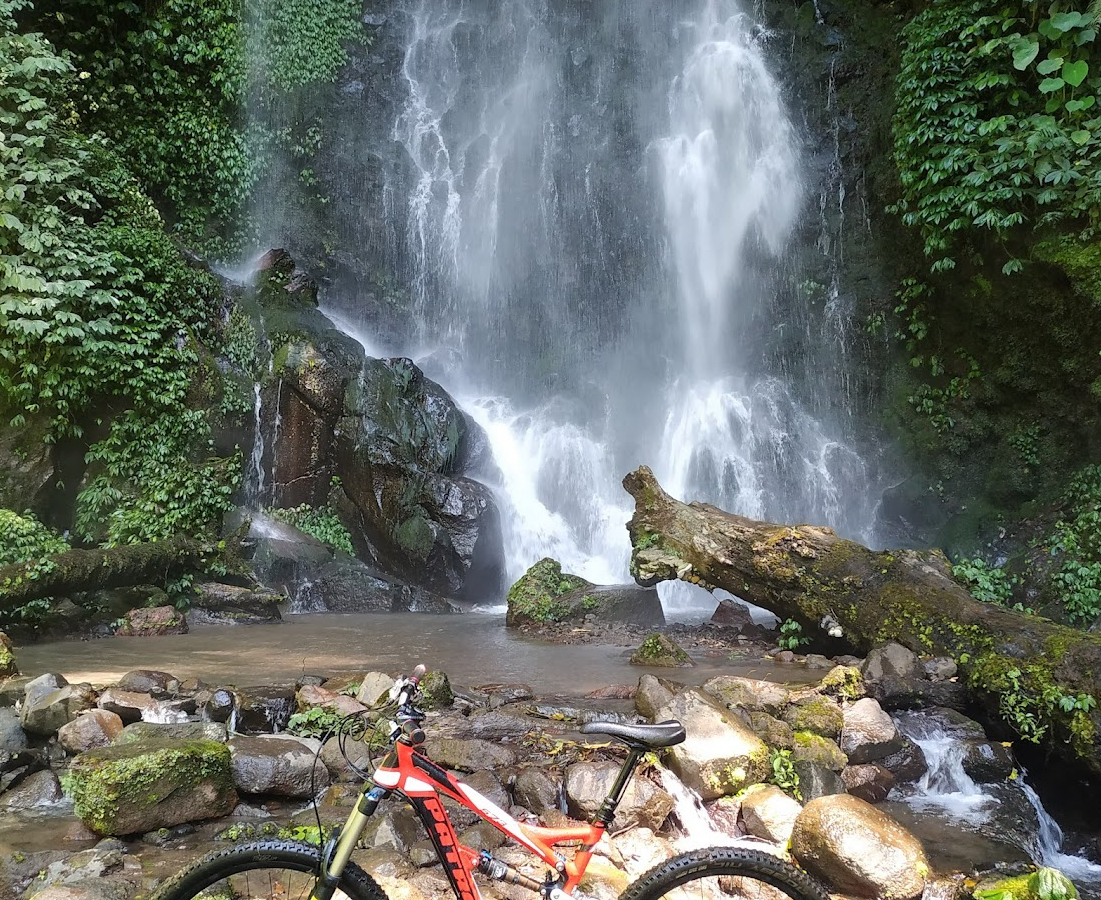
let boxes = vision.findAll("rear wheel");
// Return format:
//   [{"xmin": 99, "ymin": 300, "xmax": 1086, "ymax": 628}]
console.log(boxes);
[
  {"xmin": 619, "ymin": 847, "xmax": 831, "ymax": 900},
  {"xmin": 149, "ymin": 840, "xmax": 389, "ymax": 900}
]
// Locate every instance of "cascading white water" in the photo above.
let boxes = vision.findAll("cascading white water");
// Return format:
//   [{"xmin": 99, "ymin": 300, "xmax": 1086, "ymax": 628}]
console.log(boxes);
[
  {"xmin": 1020, "ymin": 782, "xmax": 1101, "ymax": 884},
  {"xmin": 368, "ymin": 0, "xmax": 882, "ymax": 603}
]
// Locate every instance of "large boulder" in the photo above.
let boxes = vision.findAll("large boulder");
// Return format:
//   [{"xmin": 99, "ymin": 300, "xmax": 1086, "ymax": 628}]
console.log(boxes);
[
  {"xmin": 20, "ymin": 674, "xmax": 96, "ymax": 736},
  {"xmin": 564, "ymin": 761, "xmax": 674, "ymax": 830},
  {"xmin": 58, "ymin": 710, "xmax": 125, "ymax": 754},
  {"xmin": 792, "ymin": 760, "xmax": 845, "ymax": 801},
  {"xmin": 67, "ymin": 738, "xmax": 237, "ymax": 835},
  {"xmin": 296, "ymin": 684, "xmax": 369, "ymax": 718},
  {"xmin": 234, "ymin": 510, "xmax": 333, "ymax": 593},
  {"xmin": 513, "ymin": 768, "xmax": 560, "ymax": 817},
  {"xmin": 782, "ymin": 695, "xmax": 844, "ymax": 739},
  {"xmin": 116, "ymin": 671, "xmax": 179, "ymax": 696},
  {"xmin": 635, "ymin": 674, "xmax": 678, "ymax": 720},
  {"xmin": 791, "ymin": 794, "xmax": 929, "ymax": 899},
  {"xmin": 630, "ymin": 633, "xmax": 693, "ymax": 667},
  {"xmin": 0, "ymin": 630, "xmax": 17, "ymax": 678},
  {"xmin": 236, "ymin": 686, "xmax": 296, "ymax": 734},
  {"xmin": 792, "ymin": 731, "xmax": 848, "ymax": 772},
  {"xmin": 297, "ymin": 557, "xmax": 458, "ymax": 614},
  {"xmin": 228, "ymin": 735, "xmax": 330, "ymax": 798},
  {"xmin": 116, "ymin": 606, "xmax": 187, "ymax": 636},
  {"xmin": 701, "ymin": 676, "xmax": 791, "ymax": 716},
  {"xmin": 504, "ymin": 558, "xmax": 593, "ymax": 627},
  {"xmin": 655, "ymin": 690, "xmax": 769, "ymax": 799},
  {"xmin": 189, "ymin": 583, "xmax": 283, "ymax": 626},
  {"xmin": 841, "ymin": 698, "xmax": 904, "ymax": 764},
  {"xmin": 0, "ymin": 769, "xmax": 62, "ymax": 811},
  {"xmin": 841, "ymin": 763, "xmax": 896, "ymax": 802},
  {"xmin": 423, "ymin": 737, "xmax": 517, "ymax": 772},
  {"xmin": 559, "ymin": 584, "xmax": 665, "ymax": 628},
  {"xmin": 739, "ymin": 784, "xmax": 802, "ymax": 845}
]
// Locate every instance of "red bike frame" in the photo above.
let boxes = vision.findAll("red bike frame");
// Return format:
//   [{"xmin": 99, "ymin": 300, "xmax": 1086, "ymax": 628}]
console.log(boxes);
[{"xmin": 371, "ymin": 740, "xmax": 605, "ymax": 898}]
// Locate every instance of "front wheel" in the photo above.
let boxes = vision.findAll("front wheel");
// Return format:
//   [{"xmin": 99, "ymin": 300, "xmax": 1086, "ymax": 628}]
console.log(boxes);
[
  {"xmin": 619, "ymin": 847, "xmax": 831, "ymax": 900},
  {"xmin": 149, "ymin": 840, "xmax": 390, "ymax": 900}
]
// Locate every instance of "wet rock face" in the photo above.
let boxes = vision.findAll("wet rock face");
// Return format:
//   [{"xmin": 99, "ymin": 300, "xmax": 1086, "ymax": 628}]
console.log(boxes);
[
  {"xmin": 189, "ymin": 584, "xmax": 283, "ymax": 626},
  {"xmin": 656, "ymin": 690, "xmax": 769, "ymax": 800},
  {"xmin": 842, "ymin": 763, "xmax": 896, "ymax": 803},
  {"xmin": 58, "ymin": 710, "xmax": 125, "ymax": 754},
  {"xmin": 228, "ymin": 735, "xmax": 330, "ymax": 798},
  {"xmin": 564, "ymin": 761, "xmax": 674, "ymax": 830},
  {"xmin": 21, "ymin": 674, "xmax": 96, "ymax": 736},
  {"xmin": 739, "ymin": 783, "xmax": 802, "ymax": 844},
  {"xmin": 0, "ymin": 768, "xmax": 62, "ymax": 811},
  {"xmin": 235, "ymin": 686, "xmax": 296, "ymax": 734},
  {"xmin": 116, "ymin": 606, "xmax": 187, "ymax": 637},
  {"xmin": 841, "ymin": 698, "xmax": 904, "ymax": 764},
  {"xmin": 791, "ymin": 794, "xmax": 929, "ymax": 899}
]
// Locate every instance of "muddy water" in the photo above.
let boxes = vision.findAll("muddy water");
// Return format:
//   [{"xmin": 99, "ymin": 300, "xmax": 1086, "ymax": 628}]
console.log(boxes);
[{"xmin": 17, "ymin": 613, "xmax": 819, "ymax": 693}]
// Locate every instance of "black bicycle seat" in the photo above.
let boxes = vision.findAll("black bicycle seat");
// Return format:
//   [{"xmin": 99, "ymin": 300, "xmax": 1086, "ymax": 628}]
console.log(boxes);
[{"xmin": 579, "ymin": 719, "xmax": 686, "ymax": 749}]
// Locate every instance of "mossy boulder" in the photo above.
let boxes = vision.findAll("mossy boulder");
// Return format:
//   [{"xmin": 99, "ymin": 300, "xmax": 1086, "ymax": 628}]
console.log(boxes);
[
  {"xmin": 67, "ymin": 738, "xmax": 237, "ymax": 835},
  {"xmin": 419, "ymin": 670, "xmax": 453, "ymax": 710},
  {"xmin": 505, "ymin": 558, "xmax": 592, "ymax": 626},
  {"xmin": 792, "ymin": 731, "xmax": 848, "ymax": 772},
  {"xmin": 783, "ymin": 696, "xmax": 844, "ymax": 739},
  {"xmin": 973, "ymin": 868, "xmax": 1079, "ymax": 900},
  {"xmin": 0, "ymin": 631, "xmax": 17, "ymax": 678},
  {"xmin": 630, "ymin": 633, "xmax": 694, "ymax": 667},
  {"xmin": 817, "ymin": 665, "xmax": 865, "ymax": 700}
]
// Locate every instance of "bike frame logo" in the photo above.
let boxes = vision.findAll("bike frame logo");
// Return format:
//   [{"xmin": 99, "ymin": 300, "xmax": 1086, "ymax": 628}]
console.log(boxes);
[{"xmin": 372, "ymin": 741, "xmax": 604, "ymax": 897}]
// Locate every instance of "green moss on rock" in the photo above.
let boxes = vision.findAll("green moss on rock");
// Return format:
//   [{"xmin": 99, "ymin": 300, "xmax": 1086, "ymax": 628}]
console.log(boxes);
[
  {"xmin": 419, "ymin": 670, "xmax": 453, "ymax": 710},
  {"xmin": 783, "ymin": 696, "xmax": 844, "ymax": 739},
  {"xmin": 817, "ymin": 665, "xmax": 864, "ymax": 700},
  {"xmin": 67, "ymin": 738, "xmax": 236, "ymax": 835},
  {"xmin": 505, "ymin": 558, "xmax": 591, "ymax": 626},
  {"xmin": 630, "ymin": 632, "xmax": 694, "ymax": 667},
  {"xmin": 791, "ymin": 730, "xmax": 847, "ymax": 772}
]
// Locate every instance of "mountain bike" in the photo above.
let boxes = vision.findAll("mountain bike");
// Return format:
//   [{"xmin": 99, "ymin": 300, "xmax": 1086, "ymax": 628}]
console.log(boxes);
[{"xmin": 153, "ymin": 664, "xmax": 829, "ymax": 900}]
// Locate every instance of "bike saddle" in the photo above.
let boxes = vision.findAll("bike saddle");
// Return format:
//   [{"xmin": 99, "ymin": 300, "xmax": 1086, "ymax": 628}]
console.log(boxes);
[{"xmin": 579, "ymin": 719, "xmax": 686, "ymax": 749}]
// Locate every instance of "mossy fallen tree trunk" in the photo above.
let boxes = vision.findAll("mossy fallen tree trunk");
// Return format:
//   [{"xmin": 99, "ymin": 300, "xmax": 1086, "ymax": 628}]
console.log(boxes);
[
  {"xmin": 0, "ymin": 535, "xmax": 206, "ymax": 610},
  {"xmin": 624, "ymin": 466, "xmax": 1101, "ymax": 775}
]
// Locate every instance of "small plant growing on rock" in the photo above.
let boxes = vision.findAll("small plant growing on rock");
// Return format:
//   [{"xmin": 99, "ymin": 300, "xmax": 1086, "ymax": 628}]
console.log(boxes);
[
  {"xmin": 286, "ymin": 707, "xmax": 345, "ymax": 738},
  {"xmin": 777, "ymin": 619, "xmax": 809, "ymax": 651},
  {"xmin": 768, "ymin": 748, "xmax": 801, "ymax": 800}
]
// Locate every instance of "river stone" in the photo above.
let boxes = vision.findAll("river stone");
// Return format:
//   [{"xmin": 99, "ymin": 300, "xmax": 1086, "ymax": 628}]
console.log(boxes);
[
  {"xmin": 782, "ymin": 695, "xmax": 844, "ymax": 738},
  {"xmin": 792, "ymin": 731, "xmax": 847, "ymax": 771},
  {"xmin": 842, "ymin": 763, "xmax": 896, "ymax": 802},
  {"xmin": 68, "ymin": 738, "xmax": 237, "ymax": 835},
  {"xmin": 0, "ymin": 707, "xmax": 27, "ymax": 751},
  {"xmin": 0, "ymin": 769, "xmax": 62, "ymax": 810},
  {"xmin": 320, "ymin": 734, "xmax": 373, "ymax": 782},
  {"xmin": 564, "ymin": 761, "xmax": 673, "ymax": 831},
  {"xmin": 204, "ymin": 689, "xmax": 236, "ymax": 724},
  {"xmin": 356, "ymin": 671, "xmax": 396, "ymax": 707},
  {"xmin": 630, "ymin": 633, "xmax": 693, "ymax": 667},
  {"xmin": 739, "ymin": 784, "xmax": 802, "ymax": 845},
  {"xmin": 189, "ymin": 583, "xmax": 283, "ymax": 626},
  {"xmin": 923, "ymin": 657, "xmax": 958, "ymax": 681},
  {"xmin": 236, "ymin": 686, "xmax": 296, "ymax": 733},
  {"xmin": 22, "ymin": 680, "xmax": 96, "ymax": 736},
  {"xmin": 744, "ymin": 711, "xmax": 795, "ymax": 749},
  {"xmin": 962, "ymin": 740, "xmax": 1015, "ymax": 783},
  {"xmin": 635, "ymin": 674, "xmax": 679, "ymax": 720},
  {"xmin": 116, "ymin": 605, "xmax": 188, "ymax": 636},
  {"xmin": 656, "ymin": 690, "xmax": 769, "ymax": 799},
  {"xmin": 701, "ymin": 676, "xmax": 791, "ymax": 715},
  {"xmin": 96, "ymin": 689, "xmax": 156, "ymax": 724},
  {"xmin": 841, "ymin": 698, "xmax": 903, "ymax": 764},
  {"xmin": 614, "ymin": 827, "xmax": 677, "ymax": 879},
  {"xmin": 863, "ymin": 643, "xmax": 919, "ymax": 682},
  {"xmin": 59, "ymin": 710, "xmax": 125, "ymax": 753},
  {"xmin": 113, "ymin": 721, "xmax": 227, "ymax": 745},
  {"xmin": 556, "ymin": 583, "xmax": 665, "ymax": 628},
  {"xmin": 878, "ymin": 736, "xmax": 928, "ymax": 783},
  {"xmin": 423, "ymin": 737, "xmax": 517, "ymax": 772},
  {"xmin": 116, "ymin": 671, "xmax": 179, "ymax": 696},
  {"xmin": 793, "ymin": 760, "xmax": 845, "ymax": 801},
  {"xmin": 296, "ymin": 684, "xmax": 369, "ymax": 717},
  {"xmin": 710, "ymin": 599, "xmax": 754, "ymax": 628},
  {"xmin": 228, "ymin": 734, "xmax": 330, "ymax": 798},
  {"xmin": 513, "ymin": 768, "xmax": 560, "ymax": 816},
  {"xmin": 791, "ymin": 794, "xmax": 929, "ymax": 899},
  {"xmin": 24, "ymin": 672, "xmax": 66, "ymax": 706}
]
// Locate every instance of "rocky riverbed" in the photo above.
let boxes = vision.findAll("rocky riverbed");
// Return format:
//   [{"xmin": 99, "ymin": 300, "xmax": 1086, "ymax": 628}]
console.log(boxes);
[{"xmin": 1, "ymin": 635, "xmax": 1097, "ymax": 900}]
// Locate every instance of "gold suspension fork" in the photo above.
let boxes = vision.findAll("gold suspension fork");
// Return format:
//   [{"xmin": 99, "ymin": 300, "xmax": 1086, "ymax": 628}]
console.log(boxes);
[{"xmin": 310, "ymin": 786, "xmax": 389, "ymax": 900}]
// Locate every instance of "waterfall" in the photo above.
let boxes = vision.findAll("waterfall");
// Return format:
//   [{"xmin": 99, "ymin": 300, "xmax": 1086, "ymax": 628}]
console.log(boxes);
[
  {"xmin": 1020, "ymin": 782, "xmax": 1101, "ymax": 884},
  {"xmin": 244, "ymin": 0, "xmax": 886, "ymax": 601}
]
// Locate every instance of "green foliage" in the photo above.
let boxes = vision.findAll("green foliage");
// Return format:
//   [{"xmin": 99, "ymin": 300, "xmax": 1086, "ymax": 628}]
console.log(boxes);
[
  {"xmin": 893, "ymin": 0, "xmax": 1101, "ymax": 272},
  {"xmin": 269, "ymin": 503, "xmax": 353, "ymax": 555},
  {"xmin": 977, "ymin": 867, "xmax": 1080, "ymax": 900},
  {"xmin": 250, "ymin": 0, "xmax": 364, "ymax": 91},
  {"xmin": 1046, "ymin": 464, "xmax": 1101, "ymax": 622},
  {"xmin": 222, "ymin": 305, "xmax": 262, "ymax": 377},
  {"xmin": 767, "ymin": 748, "xmax": 801, "ymax": 799},
  {"xmin": 0, "ymin": 508, "xmax": 68, "ymax": 566},
  {"xmin": 952, "ymin": 557, "xmax": 1030, "ymax": 611},
  {"xmin": 777, "ymin": 618, "xmax": 810, "ymax": 651},
  {"xmin": 286, "ymin": 705, "xmax": 345, "ymax": 738},
  {"xmin": 38, "ymin": 0, "xmax": 256, "ymax": 250},
  {"xmin": 76, "ymin": 409, "xmax": 240, "ymax": 546}
]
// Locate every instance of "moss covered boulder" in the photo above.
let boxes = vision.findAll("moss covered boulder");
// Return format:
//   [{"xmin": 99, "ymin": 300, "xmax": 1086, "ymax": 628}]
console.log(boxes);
[
  {"xmin": 782, "ymin": 695, "xmax": 844, "ymax": 739},
  {"xmin": 630, "ymin": 633, "xmax": 694, "ymax": 667},
  {"xmin": 505, "ymin": 558, "xmax": 591, "ymax": 625},
  {"xmin": 67, "ymin": 738, "xmax": 237, "ymax": 835},
  {"xmin": 0, "ymin": 631, "xmax": 17, "ymax": 679}
]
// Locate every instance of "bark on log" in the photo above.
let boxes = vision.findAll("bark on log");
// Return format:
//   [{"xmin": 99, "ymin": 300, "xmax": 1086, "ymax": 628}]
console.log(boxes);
[
  {"xmin": 0, "ymin": 534, "xmax": 206, "ymax": 609},
  {"xmin": 624, "ymin": 466, "xmax": 1101, "ymax": 775}
]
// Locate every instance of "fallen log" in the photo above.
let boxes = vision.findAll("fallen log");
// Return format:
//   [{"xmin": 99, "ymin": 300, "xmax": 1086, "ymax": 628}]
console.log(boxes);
[
  {"xmin": 623, "ymin": 466, "xmax": 1101, "ymax": 776},
  {"xmin": 0, "ymin": 534, "xmax": 207, "ymax": 610}
]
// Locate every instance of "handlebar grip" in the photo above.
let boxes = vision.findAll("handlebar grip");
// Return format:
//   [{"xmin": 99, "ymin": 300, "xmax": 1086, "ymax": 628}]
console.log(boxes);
[{"xmin": 402, "ymin": 720, "xmax": 426, "ymax": 745}]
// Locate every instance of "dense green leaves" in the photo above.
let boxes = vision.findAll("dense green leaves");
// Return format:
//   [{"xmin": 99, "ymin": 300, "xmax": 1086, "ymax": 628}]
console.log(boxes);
[{"xmin": 892, "ymin": 0, "xmax": 1101, "ymax": 271}]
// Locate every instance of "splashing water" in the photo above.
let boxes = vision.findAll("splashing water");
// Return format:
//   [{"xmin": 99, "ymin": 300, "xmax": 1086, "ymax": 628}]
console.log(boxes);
[{"xmin": 656, "ymin": 766, "xmax": 767, "ymax": 852}]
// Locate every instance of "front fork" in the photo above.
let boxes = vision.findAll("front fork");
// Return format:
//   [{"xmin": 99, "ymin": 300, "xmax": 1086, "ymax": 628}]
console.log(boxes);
[{"xmin": 310, "ymin": 785, "xmax": 390, "ymax": 900}]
